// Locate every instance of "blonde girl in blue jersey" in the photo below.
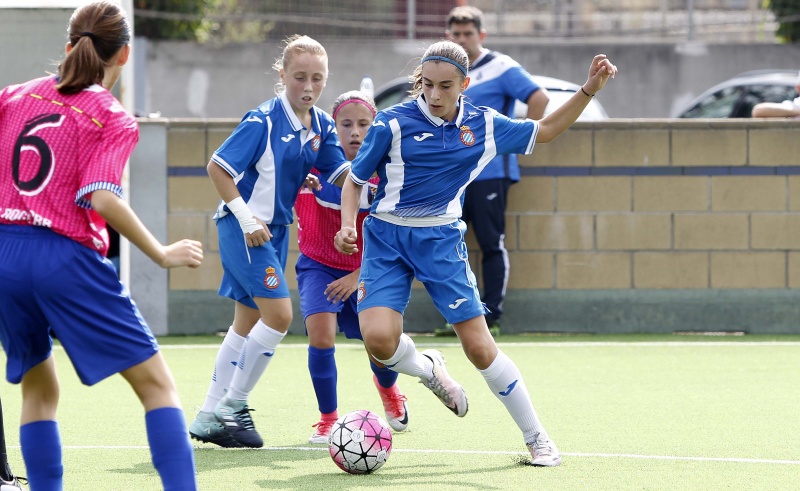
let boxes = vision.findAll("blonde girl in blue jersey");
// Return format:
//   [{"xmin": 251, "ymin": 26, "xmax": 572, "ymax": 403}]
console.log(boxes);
[
  {"xmin": 190, "ymin": 35, "xmax": 350, "ymax": 448},
  {"xmin": 335, "ymin": 40, "xmax": 617, "ymax": 466}
]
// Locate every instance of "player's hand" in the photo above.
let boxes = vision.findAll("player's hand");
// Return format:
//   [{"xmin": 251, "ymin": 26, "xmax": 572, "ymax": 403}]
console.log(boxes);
[
  {"xmin": 335, "ymin": 226, "xmax": 358, "ymax": 255},
  {"xmin": 303, "ymin": 173, "xmax": 322, "ymax": 191},
  {"xmin": 325, "ymin": 270, "xmax": 359, "ymax": 303},
  {"xmin": 245, "ymin": 217, "xmax": 271, "ymax": 247},
  {"xmin": 583, "ymin": 54, "xmax": 617, "ymax": 96},
  {"xmin": 160, "ymin": 239, "xmax": 204, "ymax": 269}
]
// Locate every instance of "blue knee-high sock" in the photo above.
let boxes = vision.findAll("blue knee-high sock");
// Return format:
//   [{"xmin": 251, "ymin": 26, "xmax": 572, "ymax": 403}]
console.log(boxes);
[
  {"xmin": 308, "ymin": 346, "xmax": 337, "ymax": 414},
  {"xmin": 20, "ymin": 420, "xmax": 62, "ymax": 491},
  {"xmin": 370, "ymin": 360, "xmax": 399, "ymax": 389},
  {"xmin": 145, "ymin": 407, "xmax": 197, "ymax": 491}
]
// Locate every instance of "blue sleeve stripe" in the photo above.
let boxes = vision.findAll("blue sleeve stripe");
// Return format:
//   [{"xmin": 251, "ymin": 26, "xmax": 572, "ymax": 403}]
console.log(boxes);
[
  {"xmin": 211, "ymin": 153, "xmax": 237, "ymax": 177},
  {"xmin": 75, "ymin": 182, "xmax": 123, "ymax": 209}
]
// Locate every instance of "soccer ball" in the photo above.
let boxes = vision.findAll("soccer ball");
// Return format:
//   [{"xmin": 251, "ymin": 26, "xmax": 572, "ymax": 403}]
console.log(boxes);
[{"xmin": 328, "ymin": 409, "xmax": 393, "ymax": 474}]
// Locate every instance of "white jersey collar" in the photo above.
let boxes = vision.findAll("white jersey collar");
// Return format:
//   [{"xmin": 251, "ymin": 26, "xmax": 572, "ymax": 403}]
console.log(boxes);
[
  {"xmin": 278, "ymin": 91, "xmax": 320, "ymax": 133},
  {"xmin": 416, "ymin": 94, "xmax": 466, "ymax": 127},
  {"xmin": 471, "ymin": 48, "xmax": 490, "ymax": 68}
]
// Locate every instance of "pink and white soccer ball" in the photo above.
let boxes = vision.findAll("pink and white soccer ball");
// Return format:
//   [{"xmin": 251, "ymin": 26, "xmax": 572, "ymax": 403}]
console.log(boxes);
[{"xmin": 328, "ymin": 409, "xmax": 393, "ymax": 474}]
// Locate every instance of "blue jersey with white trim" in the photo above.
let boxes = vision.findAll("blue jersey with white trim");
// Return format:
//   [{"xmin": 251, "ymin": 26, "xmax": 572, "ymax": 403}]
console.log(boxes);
[
  {"xmin": 349, "ymin": 95, "xmax": 537, "ymax": 222},
  {"xmin": 464, "ymin": 49, "xmax": 541, "ymax": 182},
  {"xmin": 211, "ymin": 92, "xmax": 349, "ymax": 225}
]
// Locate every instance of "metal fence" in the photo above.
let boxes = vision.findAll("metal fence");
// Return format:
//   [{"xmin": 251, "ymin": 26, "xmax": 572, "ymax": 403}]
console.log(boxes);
[{"xmin": 134, "ymin": 0, "xmax": 778, "ymax": 43}]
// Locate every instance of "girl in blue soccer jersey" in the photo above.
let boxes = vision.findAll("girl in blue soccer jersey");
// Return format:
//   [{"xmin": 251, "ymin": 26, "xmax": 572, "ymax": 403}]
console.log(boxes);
[
  {"xmin": 335, "ymin": 40, "xmax": 617, "ymax": 467},
  {"xmin": 190, "ymin": 35, "xmax": 350, "ymax": 448},
  {"xmin": 296, "ymin": 91, "xmax": 409, "ymax": 444}
]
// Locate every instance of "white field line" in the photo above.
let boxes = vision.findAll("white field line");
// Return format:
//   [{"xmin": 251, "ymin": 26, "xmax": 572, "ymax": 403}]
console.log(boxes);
[
  {"xmin": 155, "ymin": 341, "xmax": 800, "ymax": 350},
  {"xmin": 29, "ymin": 445, "xmax": 800, "ymax": 465}
]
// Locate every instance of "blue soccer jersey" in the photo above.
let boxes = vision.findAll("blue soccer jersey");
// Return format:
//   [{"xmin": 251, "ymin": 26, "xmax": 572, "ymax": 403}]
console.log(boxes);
[
  {"xmin": 464, "ymin": 49, "xmax": 542, "ymax": 182},
  {"xmin": 349, "ymin": 95, "xmax": 538, "ymax": 223},
  {"xmin": 211, "ymin": 91, "xmax": 350, "ymax": 225}
]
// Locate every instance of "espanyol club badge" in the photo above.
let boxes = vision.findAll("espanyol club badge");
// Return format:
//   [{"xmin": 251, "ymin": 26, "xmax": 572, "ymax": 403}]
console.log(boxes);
[
  {"xmin": 357, "ymin": 281, "xmax": 366, "ymax": 303},
  {"xmin": 264, "ymin": 266, "xmax": 280, "ymax": 289},
  {"xmin": 459, "ymin": 125, "xmax": 475, "ymax": 146},
  {"xmin": 311, "ymin": 134, "xmax": 321, "ymax": 151}
]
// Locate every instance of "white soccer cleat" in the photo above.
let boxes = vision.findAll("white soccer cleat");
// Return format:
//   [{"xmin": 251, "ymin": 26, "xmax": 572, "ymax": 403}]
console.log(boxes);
[
  {"xmin": 527, "ymin": 438, "xmax": 562, "ymax": 467},
  {"xmin": 419, "ymin": 349, "xmax": 468, "ymax": 417}
]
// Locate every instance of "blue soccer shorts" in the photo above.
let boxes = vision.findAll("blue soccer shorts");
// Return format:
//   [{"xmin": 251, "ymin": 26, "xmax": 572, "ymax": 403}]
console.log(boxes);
[
  {"xmin": 357, "ymin": 217, "xmax": 487, "ymax": 324},
  {"xmin": 0, "ymin": 224, "xmax": 159, "ymax": 386},
  {"xmin": 295, "ymin": 254, "xmax": 361, "ymax": 340},
  {"xmin": 216, "ymin": 214, "xmax": 291, "ymax": 308}
]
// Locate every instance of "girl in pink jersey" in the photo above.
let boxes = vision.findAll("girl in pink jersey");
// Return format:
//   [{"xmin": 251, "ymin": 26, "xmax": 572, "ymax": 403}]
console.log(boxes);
[
  {"xmin": 0, "ymin": 2, "xmax": 202, "ymax": 489},
  {"xmin": 295, "ymin": 91, "xmax": 409, "ymax": 443}
]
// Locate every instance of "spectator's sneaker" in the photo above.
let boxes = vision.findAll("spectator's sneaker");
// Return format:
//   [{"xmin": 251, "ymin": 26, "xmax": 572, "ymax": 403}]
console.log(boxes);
[
  {"xmin": 419, "ymin": 349, "xmax": 468, "ymax": 417},
  {"xmin": 373, "ymin": 375, "xmax": 409, "ymax": 431},
  {"xmin": 214, "ymin": 398, "xmax": 264, "ymax": 448},
  {"xmin": 433, "ymin": 323, "xmax": 457, "ymax": 337},
  {"xmin": 189, "ymin": 410, "xmax": 243, "ymax": 448},
  {"xmin": 0, "ymin": 473, "xmax": 26, "ymax": 491},
  {"xmin": 527, "ymin": 438, "xmax": 562, "ymax": 467},
  {"xmin": 308, "ymin": 413, "xmax": 339, "ymax": 444}
]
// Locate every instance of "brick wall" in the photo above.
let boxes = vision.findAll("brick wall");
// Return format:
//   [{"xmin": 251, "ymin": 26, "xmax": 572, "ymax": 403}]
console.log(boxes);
[{"xmin": 150, "ymin": 118, "xmax": 800, "ymax": 333}]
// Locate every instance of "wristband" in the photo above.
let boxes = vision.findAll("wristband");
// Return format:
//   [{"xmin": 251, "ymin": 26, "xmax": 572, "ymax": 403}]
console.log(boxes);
[
  {"xmin": 581, "ymin": 86, "xmax": 594, "ymax": 97},
  {"xmin": 226, "ymin": 197, "xmax": 263, "ymax": 235}
]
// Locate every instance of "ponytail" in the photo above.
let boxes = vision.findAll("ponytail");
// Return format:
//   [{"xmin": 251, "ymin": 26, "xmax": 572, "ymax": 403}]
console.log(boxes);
[{"xmin": 56, "ymin": 1, "xmax": 130, "ymax": 95}]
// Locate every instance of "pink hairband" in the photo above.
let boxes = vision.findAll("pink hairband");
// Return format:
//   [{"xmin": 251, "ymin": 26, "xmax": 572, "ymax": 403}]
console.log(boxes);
[{"xmin": 332, "ymin": 98, "xmax": 376, "ymax": 121}]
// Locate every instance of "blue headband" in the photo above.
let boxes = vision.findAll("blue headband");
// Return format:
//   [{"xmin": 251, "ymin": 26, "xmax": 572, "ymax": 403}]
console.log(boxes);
[{"xmin": 421, "ymin": 55, "xmax": 468, "ymax": 77}]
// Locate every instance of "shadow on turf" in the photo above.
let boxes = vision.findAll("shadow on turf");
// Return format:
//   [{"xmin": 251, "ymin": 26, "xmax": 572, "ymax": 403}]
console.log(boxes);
[{"xmin": 190, "ymin": 445, "xmax": 527, "ymax": 489}]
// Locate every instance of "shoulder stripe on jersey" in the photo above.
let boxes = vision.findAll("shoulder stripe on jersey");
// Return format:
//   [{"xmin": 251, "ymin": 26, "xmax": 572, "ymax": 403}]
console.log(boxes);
[
  {"xmin": 211, "ymin": 153, "xmax": 237, "ymax": 177},
  {"xmin": 75, "ymin": 182, "xmax": 124, "ymax": 209},
  {"xmin": 29, "ymin": 93, "xmax": 104, "ymax": 128},
  {"xmin": 327, "ymin": 162, "xmax": 351, "ymax": 184}
]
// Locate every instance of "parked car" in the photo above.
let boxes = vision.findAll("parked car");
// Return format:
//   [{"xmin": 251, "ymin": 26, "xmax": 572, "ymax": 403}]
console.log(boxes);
[
  {"xmin": 673, "ymin": 70, "xmax": 799, "ymax": 118},
  {"xmin": 373, "ymin": 75, "xmax": 609, "ymax": 121}
]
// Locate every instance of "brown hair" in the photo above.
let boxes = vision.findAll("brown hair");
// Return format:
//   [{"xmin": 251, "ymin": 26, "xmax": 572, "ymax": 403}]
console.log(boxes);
[
  {"xmin": 56, "ymin": 1, "xmax": 130, "ymax": 94},
  {"xmin": 272, "ymin": 34, "xmax": 328, "ymax": 93},
  {"xmin": 409, "ymin": 41, "xmax": 469, "ymax": 98},
  {"xmin": 446, "ymin": 6, "xmax": 484, "ymax": 32}
]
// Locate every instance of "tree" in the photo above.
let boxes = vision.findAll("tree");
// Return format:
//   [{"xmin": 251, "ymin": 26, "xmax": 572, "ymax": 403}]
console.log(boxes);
[
  {"xmin": 765, "ymin": 0, "xmax": 800, "ymax": 43},
  {"xmin": 134, "ymin": 0, "xmax": 217, "ymax": 41}
]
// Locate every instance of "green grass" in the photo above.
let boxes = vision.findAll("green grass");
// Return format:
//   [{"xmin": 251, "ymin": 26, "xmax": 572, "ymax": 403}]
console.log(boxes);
[{"xmin": 2, "ymin": 334, "xmax": 800, "ymax": 490}]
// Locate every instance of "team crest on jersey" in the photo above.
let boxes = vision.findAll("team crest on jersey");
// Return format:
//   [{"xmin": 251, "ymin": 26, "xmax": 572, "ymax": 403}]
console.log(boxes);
[
  {"xmin": 460, "ymin": 126, "xmax": 476, "ymax": 146},
  {"xmin": 311, "ymin": 134, "xmax": 321, "ymax": 151},
  {"xmin": 264, "ymin": 266, "xmax": 280, "ymax": 289},
  {"xmin": 357, "ymin": 281, "xmax": 366, "ymax": 303}
]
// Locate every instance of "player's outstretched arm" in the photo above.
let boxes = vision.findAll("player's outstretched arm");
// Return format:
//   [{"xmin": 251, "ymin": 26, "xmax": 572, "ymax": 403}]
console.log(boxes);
[
  {"xmin": 537, "ymin": 54, "xmax": 617, "ymax": 143},
  {"xmin": 752, "ymin": 102, "xmax": 800, "ymax": 118},
  {"xmin": 91, "ymin": 189, "xmax": 203, "ymax": 269}
]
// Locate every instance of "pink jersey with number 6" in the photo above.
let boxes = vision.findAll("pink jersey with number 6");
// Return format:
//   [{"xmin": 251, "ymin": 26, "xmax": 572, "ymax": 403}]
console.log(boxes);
[{"xmin": 0, "ymin": 76, "xmax": 138, "ymax": 256}]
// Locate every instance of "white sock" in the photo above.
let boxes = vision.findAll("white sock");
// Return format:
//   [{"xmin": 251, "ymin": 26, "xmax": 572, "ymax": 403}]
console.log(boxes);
[
  {"xmin": 201, "ymin": 327, "xmax": 244, "ymax": 413},
  {"xmin": 226, "ymin": 320, "xmax": 285, "ymax": 401},
  {"xmin": 373, "ymin": 334, "xmax": 433, "ymax": 379},
  {"xmin": 479, "ymin": 350, "xmax": 549, "ymax": 444}
]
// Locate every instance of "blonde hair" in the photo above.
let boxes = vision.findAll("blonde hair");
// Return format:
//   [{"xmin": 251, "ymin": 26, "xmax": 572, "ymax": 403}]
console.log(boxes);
[
  {"xmin": 272, "ymin": 34, "xmax": 328, "ymax": 94},
  {"xmin": 409, "ymin": 41, "xmax": 469, "ymax": 98},
  {"xmin": 56, "ymin": 1, "xmax": 130, "ymax": 94}
]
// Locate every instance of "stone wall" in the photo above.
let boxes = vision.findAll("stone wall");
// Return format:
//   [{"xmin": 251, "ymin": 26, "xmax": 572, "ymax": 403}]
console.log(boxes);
[{"xmin": 139, "ymin": 118, "xmax": 800, "ymax": 334}]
